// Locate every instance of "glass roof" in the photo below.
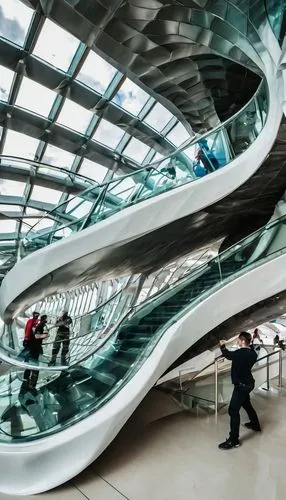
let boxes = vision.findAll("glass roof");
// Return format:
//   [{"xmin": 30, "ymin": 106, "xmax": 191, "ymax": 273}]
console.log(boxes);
[
  {"xmin": 33, "ymin": 19, "xmax": 80, "ymax": 72},
  {"xmin": 15, "ymin": 77, "xmax": 57, "ymax": 117},
  {"xmin": 0, "ymin": 0, "xmax": 191, "ymax": 278},
  {"xmin": 77, "ymin": 51, "xmax": 118, "ymax": 94},
  {"xmin": 0, "ymin": 0, "xmax": 33, "ymax": 46}
]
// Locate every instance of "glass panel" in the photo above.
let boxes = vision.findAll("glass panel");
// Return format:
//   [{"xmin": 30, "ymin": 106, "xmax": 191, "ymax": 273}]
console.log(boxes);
[
  {"xmin": 0, "ymin": 66, "xmax": 14, "ymax": 102},
  {"xmin": 77, "ymin": 51, "xmax": 117, "ymax": 94},
  {"xmin": 57, "ymin": 99, "xmax": 93, "ymax": 134},
  {"xmin": 29, "ymin": 217, "xmax": 55, "ymax": 231},
  {"xmin": 22, "ymin": 217, "xmax": 54, "ymax": 232},
  {"xmin": 0, "ymin": 204, "xmax": 22, "ymax": 212},
  {"xmin": 123, "ymin": 137, "xmax": 150, "ymax": 163},
  {"xmin": 15, "ymin": 77, "xmax": 56, "ymax": 117},
  {"xmin": 93, "ymin": 118, "xmax": 125, "ymax": 149},
  {"xmin": 30, "ymin": 186, "xmax": 62, "ymax": 205},
  {"xmin": 33, "ymin": 19, "xmax": 80, "ymax": 72},
  {"xmin": 110, "ymin": 177, "xmax": 135, "ymax": 200},
  {"xmin": 144, "ymin": 103, "xmax": 173, "ymax": 132},
  {"xmin": 113, "ymin": 78, "xmax": 149, "ymax": 115},
  {"xmin": 0, "ymin": 220, "xmax": 17, "ymax": 232},
  {"xmin": 0, "ymin": 178, "xmax": 26, "ymax": 196},
  {"xmin": 166, "ymin": 122, "xmax": 190, "ymax": 147},
  {"xmin": 79, "ymin": 159, "xmax": 108, "ymax": 183},
  {"xmin": 152, "ymin": 152, "xmax": 164, "ymax": 163},
  {"xmin": 3, "ymin": 130, "xmax": 38, "ymax": 159},
  {"xmin": 42, "ymin": 144, "xmax": 75, "ymax": 170},
  {"xmin": 25, "ymin": 207, "xmax": 45, "ymax": 216},
  {"xmin": 0, "ymin": 0, "xmax": 33, "ymax": 46},
  {"xmin": 66, "ymin": 197, "xmax": 93, "ymax": 218}
]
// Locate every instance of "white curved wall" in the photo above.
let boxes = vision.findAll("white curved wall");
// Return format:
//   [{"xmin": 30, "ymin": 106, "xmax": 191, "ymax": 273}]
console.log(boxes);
[
  {"xmin": 0, "ymin": 66, "xmax": 283, "ymax": 318},
  {"xmin": 0, "ymin": 251, "xmax": 286, "ymax": 495}
]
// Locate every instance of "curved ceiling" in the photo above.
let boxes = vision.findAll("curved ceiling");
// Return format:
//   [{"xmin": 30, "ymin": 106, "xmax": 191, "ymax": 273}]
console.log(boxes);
[{"xmin": 0, "ymin": 0, "xmax": 282, "ymax": 279}]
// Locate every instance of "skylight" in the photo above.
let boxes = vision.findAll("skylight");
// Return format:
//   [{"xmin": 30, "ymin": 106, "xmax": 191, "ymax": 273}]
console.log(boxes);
[
  {"xmin": 166, "ymin": 122, "xmax": 190, "ymax": 147},
  {"xmin": 77, "ymin": 51, "xmax": 118, "ymax": 94},
  {"xmin": 123, "ymin": 137, "xmax": 150, "ymax": 163},
  {"xmin": 0, "ymin": 220, "xmax": 17, "ymax": 233},
  {"xmin": 33, "ymin": 19, "xmax": 80, "ymax": 72},
  {"xmin": 93, "ymin": 119, "xmax": 125, "ymax": 149},
  {"xmin": 0, "ymin": 0, "xmax": 33, "ymax": 47},
  {"xmin": 0, "ymin": 66, "xmax": 14, "ymax": 102},
  {"xmin": 113, "ymin": 78, "xmax": 149, "ymax": 116},
  {"xmin": 57, "ymin": 99, "xmax": 94, "ymax": 134},
  {"xmin": 15, "ymin": 77, "xmax": 56, "ymax": 117},
  {"xmin": 0, "ymin": 179, "xmax": 26, "ymax": 197},
  {"xmin": 30, "ymin": 185, "xmax": 62, "ymax": 205},
  {"xmin": 144, "ymin": 103, "xmax": 174, "ymax": 132},
  {"xmin": 3, "ymin": 130, "xmax": 39, "ymax": 159},
  {"xmin": 42, "ymin": 144, "xmax": 75, "ymax": 170},
  {"xmin": 79, "ymin": 159, "xmax": 108, "ymax": 183}
]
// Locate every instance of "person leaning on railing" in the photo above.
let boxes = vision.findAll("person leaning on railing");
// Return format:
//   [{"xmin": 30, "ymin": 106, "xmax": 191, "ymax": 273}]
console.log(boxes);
[
  {"xmin": 218, "ymin": 332, "xmax": 261, "ymax": 450},
  {"xmin": 49, "ymin": 311, "xmax": 72, "ymax": 366}
]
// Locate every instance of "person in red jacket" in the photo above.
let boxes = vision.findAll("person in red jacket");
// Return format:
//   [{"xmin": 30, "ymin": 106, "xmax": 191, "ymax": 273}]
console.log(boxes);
[{"xmin": 23, "ymin": 311, "xmax": 40, "ymax": 347}]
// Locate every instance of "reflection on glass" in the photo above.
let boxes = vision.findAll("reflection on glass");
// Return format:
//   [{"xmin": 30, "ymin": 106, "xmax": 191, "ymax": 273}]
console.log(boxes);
[
  {"xmin": 123, "ymin": 137, "xmax": 150, "ymax": 163},
  {"xmin": 144, "ymin": 103, "xmax": 173, "ymax": 132},
  {"xmin": 3, "ymin": 130, "xmax": 38, "ymax": 159},
  {"xmin": 30, "ymin": 186, "xmax": 62, "ymax": 205},
  {"xmin": 93, "ymin": 118, "xmax": 125, "ymax": 149},
  {"xmin": 166, "ymin": 122, "xmax": 190, "ymax": 147},
  {"xmin": 0, "ymin": 0, "xmax": 33, "ymax": 46},
  {"xmin": 77, "ymin": 51, "xmax": 118, "ymax": 94},
  {"xmin": 79, "ymin": 159, "xmax": 108, "ymax": 183},
  {"xmin": 0, "ymin": 178, "xmax": 26, "ymax": 197},
  {"xmin": 15, "ymin": 77, "xmax": 56, "ymax": 117},
  {"xmin": 113, "ymin": 78, "xmax": 149, "ymax": 115},
  {"xmin": 42, "ymin": 144, "xmax": 75, "ymax": 170},
  {"xmin": 0, "ymin": 66, "xmax": 14, "ymax": 102},
  {"xmin": 33, "ymin": 19, "xmax": 79, "ymax": 72},
  {"xmin": 57, "ymin": 99, "xmax": 93, "ymax": 134}
]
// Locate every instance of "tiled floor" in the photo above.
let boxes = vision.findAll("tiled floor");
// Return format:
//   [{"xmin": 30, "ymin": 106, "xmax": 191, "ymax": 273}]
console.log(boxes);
[{"xmin": 2, "ymin": 381, "xmax": 286, "ymax": 500}]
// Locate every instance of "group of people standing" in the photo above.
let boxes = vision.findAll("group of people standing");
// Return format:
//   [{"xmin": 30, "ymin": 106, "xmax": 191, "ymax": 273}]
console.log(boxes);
[{"xmin": 22, "ymin": 310, "xmax": 72, "ymax": 388}]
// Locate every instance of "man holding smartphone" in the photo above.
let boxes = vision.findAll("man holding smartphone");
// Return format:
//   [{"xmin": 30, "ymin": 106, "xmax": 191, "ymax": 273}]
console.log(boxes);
[{"xmin": 218, "ymin": 331, "xmax": 261, "ymax": 450}]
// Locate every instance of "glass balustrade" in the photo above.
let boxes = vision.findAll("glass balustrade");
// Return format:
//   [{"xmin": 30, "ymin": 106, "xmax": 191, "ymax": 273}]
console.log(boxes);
[
  {"xmin": 0, "ymin": 210, "xmax": 286, "ymax": 442},
  {"xmin": 19, "ymin": 81, "xmax": 268, "ymax": 257},
  {"xmin": 174, "ymin": 347, "xmax": 283, "ymax": 413},
  {"xmin": 0, "ymin": 250, "xmax": 214, "ymax": 369},
  {"xmin": 265, "ymin": 0, "xmax": 285, "ymax": 41}
]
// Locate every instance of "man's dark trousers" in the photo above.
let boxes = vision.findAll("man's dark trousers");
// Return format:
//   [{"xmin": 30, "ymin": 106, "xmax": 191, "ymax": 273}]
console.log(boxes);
[{"xmin": 228, "ymin": 382, "xmax": 260, "ymax": 442}]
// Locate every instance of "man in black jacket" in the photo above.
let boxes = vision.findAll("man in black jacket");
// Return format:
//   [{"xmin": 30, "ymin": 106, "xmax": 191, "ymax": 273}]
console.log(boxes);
[{"xmin": 218, "ymin": 331, "xmax": 261, "ymax": 450}]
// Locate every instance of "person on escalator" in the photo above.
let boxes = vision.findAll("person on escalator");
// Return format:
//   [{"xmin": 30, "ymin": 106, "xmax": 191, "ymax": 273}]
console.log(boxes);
[
  {"xmin": 23, "ymin": 314, "xmax": 49, "ymax": 388},
  {"xmin": 218, "ymin": 331, "xmax": 261, "ymax": 450},
  {"xmin": 252, "ymin": 328, "xmax": 263, "ymax": 353},
  {"xmin": 49, "ymin": 311, "xmax": 72, "ymax": 366},
  {"xmin": 23, "ymin": 311, "xmax": 40, "ymax": 347}
]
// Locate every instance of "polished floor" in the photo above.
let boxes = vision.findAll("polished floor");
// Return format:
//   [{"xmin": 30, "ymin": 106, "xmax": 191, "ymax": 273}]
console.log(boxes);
[{"xmin": 2, "ymin": 379, "xmax": 286, "ymax": 500}]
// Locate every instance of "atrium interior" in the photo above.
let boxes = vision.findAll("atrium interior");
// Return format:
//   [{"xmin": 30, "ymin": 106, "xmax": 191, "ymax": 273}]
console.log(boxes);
[{"xmin": 0, "ymin": 0, "xmax": 286, "ymax": 498}]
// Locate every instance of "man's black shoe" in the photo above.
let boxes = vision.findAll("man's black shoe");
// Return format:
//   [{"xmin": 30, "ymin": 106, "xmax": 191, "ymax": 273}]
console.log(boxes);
[
  {"xmin": 244, "ymin": 422, "xmax": 261, "ymax": 432},
  {"xmin": 218, "ymin": 438, "xmax": 241, "ymax": 450}
]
